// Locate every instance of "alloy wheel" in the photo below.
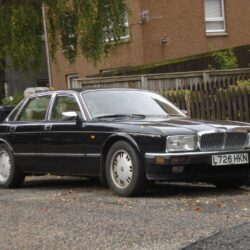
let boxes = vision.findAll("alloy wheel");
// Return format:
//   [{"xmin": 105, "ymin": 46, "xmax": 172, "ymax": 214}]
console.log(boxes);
[
  {"xmin": 110, "ymin": 150, "xmax": 133, "ymax": 189},
  {"xmin": 0, "ymin": 150, "xmax": 11, "ymax": 183}
]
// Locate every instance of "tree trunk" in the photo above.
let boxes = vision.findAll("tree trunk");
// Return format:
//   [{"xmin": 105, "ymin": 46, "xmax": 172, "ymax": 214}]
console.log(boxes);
[{"xmin": 0, "ymin": 59, "xmax": 5, "ymax": 102}]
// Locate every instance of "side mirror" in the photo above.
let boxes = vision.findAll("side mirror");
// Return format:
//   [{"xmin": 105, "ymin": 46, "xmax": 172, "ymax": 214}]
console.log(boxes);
[
  {"xmin": 76, "ymin": 111, "xmax": 85, "ymax": 127},
  {"xmin": 181, "ymin": 110, "xmax": 188, "ymax": 116},
  {"xmin": 62, "ymin": 111, "xmax": 77, "ymax": 121}
]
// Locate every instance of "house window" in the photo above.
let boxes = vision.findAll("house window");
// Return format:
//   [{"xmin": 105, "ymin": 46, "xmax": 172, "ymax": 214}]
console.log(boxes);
[
  {"xmin": 205, "ymin": 0, "xmax": 225, "ymax": 33},
  {"xmin": 67, "ymin": 74, "xmax": 79, "ymax": 89},
  {"xmin": 104, "ymin": 12, "xmax": 129, "ymax": 42}
]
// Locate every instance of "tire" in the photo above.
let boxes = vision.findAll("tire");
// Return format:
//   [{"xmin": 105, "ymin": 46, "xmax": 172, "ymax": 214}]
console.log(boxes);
[
  {"xmin": 106, "ymin": 141, "xmax": 146, "ymax": 197},
  {"xmin": 213, "ymin": 177, "xmax": 248, "ymax": 189},
  {"xmin": 0, "ymin": 144, "xmax": 25, "ymax": 188}
]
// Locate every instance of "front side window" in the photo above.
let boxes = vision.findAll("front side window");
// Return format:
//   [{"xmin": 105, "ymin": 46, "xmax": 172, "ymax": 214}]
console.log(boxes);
[
  {"xmin": 205, "ymin": 0, "xmax": 225, "ymax": 33},
  {"xmin": 50, "ymin": 95, "xmax": 80, "ymax": 121},
  {"xmin": 17, "ymin": 96, "xmax": 51, "ymax": 122}
]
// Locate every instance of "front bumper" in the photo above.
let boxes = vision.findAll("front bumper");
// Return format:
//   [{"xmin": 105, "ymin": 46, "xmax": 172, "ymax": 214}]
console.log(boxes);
[{"xmin": 145, "ymin": 149, "xmax": 250, "ymax": 182}]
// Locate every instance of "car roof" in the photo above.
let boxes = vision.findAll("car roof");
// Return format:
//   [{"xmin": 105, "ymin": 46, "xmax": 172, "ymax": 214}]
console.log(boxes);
[{"xmin": 29, "ymin": 88, "xmax": 152, "ymax": 98}]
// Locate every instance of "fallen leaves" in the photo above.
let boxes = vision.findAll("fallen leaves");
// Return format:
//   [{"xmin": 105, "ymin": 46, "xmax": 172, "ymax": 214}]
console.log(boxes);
[{"xmin": 195, "ymin": 207, "xmax": 201, "ymax": 213}]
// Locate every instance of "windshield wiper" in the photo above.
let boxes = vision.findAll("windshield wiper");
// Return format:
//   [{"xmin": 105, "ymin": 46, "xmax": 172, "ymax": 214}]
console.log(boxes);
[
  {"xmin": 95, "ymin": 114, "xmax": 146, "ymax": 120},
  {"xmin": 167, "ymin": 114, "xmax": 185, "ymax": 117}
]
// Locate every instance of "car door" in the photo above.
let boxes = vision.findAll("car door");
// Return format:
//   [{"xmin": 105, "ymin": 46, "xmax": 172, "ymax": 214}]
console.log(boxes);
[
  {"xmin": 41, "ymin": 93, "xmax": 99, "ymax": 176},
  {"xmin": 6, "ymin": 94, "xmax": 52, "ymax": 171}
]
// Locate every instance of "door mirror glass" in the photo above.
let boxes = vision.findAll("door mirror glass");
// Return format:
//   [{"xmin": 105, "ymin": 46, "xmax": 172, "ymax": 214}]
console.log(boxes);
[{"xmin": 62, "ymin": 111, "xmax": 77, "ymax": 121}]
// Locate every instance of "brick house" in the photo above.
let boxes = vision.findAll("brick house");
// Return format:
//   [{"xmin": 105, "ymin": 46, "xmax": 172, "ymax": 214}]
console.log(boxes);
[{"xmin": 49, "ymin": 0, "xmax": 250, "ymax": 89}]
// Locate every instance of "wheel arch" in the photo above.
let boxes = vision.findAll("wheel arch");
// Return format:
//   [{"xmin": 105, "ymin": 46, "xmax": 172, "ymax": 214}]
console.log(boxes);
[
  {"xmin": 0, "ymin": 139, "xmax": 14, "ymax": 152},
  {"xmin": 100, "ymin": 133, "xmax": 142, "ymax": 185}
]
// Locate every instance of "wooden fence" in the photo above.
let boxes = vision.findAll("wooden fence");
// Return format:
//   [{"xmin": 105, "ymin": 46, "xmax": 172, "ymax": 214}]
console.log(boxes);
[
  {"xmin": 164, "ymin": 87, "xmax": 250, "ymax": 122},
  {"xmin": 75, "ymin": 68, "xmax": 250, "ymax": 92},
  {"xmin": 74, "ymin": 68, "xmax": 250, "ymax": 122}
]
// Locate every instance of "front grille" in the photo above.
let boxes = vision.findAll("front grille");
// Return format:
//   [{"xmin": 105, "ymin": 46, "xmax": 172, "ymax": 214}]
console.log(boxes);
[
  {"xmin": 225, "ymin": 133, "xmax": 248, "ymax": 150},
  {"xmin": 199, "ymin": 132, "xmax": 247, "ymax": 151}
]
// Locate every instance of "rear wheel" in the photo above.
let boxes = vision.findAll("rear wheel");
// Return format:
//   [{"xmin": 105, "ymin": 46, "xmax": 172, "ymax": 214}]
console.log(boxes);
[
  {"xmin": 0, "ymin": 145, "xmax": 25, "ymax": 188},
  {"xmin": 213, "ymin": 177, "xmax": 248, "ymax": 189},
  {"xmin": 106, "ymin": 141, "xmax": 146, "ymax": 197}
]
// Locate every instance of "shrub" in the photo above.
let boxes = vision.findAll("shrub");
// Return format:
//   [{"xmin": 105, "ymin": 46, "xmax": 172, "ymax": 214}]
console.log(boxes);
[
  {"xmin": 236, "ymin": 80, "xmax": 250, "ymax": 88},
  {"xmin": 211, "ymin": 48, "xmax": 238, "ymax": 70},
  {"xmin": 1, "ymin": 92, "xmax": 24, "ymax": 106}
]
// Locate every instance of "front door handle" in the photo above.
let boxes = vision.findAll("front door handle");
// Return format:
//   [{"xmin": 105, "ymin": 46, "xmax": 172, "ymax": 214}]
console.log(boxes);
[{"xmin": 44, "ymin": 124, "xmax": 53, "ymax": 131}]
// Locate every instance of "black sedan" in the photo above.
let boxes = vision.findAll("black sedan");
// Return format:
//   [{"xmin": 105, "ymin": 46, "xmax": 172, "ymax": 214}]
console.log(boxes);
[{"xmin": 0, "ymin": 89, "xmax": 250, "ymax": 196}]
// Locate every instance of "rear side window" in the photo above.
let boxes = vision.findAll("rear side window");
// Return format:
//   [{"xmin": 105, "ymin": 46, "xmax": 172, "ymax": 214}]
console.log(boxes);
[
  {"xmin": 17, "ymin": 96, "xmax": 51, "ymax": 121},
  {"xmin": 51, "ymin": 95, "xmax": 80, "ymax": 121}
]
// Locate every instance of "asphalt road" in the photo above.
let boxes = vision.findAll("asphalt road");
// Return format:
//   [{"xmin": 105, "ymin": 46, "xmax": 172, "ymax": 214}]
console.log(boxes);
[{"xmin": 0, "ymin": 176, "xmax": 249, "ymax": 250}]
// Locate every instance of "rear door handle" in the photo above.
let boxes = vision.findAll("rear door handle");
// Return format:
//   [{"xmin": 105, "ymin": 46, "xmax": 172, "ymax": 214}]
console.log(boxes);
[
  {"xmin": 44, "ymin": 124, "xmax": 53, "ymax": 131},
  {"xmin": 9, "ymin": 126, "xmax": 16, "ymax": 132}
]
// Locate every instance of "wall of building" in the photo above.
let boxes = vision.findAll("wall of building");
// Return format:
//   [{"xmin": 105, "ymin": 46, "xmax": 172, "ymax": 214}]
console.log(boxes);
[
  {"xmin": 141, "ymin": 0, "xmax": 250, "ymax": 64},
  {"xmin": 51, "ymin": 0, "xmax": 144, "ymax": 89},
  {"xmin": 50, "ymin": 0, "xmax": 250, "ymax": 89},
  {"xmin": 5, "ymin": 44, "xmax": 49, "ymax": 96}
]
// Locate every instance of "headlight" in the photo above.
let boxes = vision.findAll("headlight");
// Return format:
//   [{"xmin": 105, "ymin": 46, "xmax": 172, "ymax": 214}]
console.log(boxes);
[
  {"xmin": 246, "ymin": 133, "xmax": 250, "ymax": 148},
  {"xmin": 166, "ymin": 135, "xmax": 196, "ymax": 152}
]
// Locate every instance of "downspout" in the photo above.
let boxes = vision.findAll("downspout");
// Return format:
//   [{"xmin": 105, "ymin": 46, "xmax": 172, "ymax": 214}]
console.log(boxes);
[{"xmin": 42, "ymin": 3, "xmax": 52, "ymax": 88}]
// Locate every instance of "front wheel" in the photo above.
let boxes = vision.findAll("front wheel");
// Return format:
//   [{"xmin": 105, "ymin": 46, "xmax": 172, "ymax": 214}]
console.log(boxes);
[
  {"xmin": 106, "ymin": 141, "xmax": 146, "ymax": 197},
  {"xmin": 213, "ymin": 177, "xmax": 248, "ymax": 189},
  {"xmin": 0, "ymin": 145, "xmax": 25, "ymax": 188}
]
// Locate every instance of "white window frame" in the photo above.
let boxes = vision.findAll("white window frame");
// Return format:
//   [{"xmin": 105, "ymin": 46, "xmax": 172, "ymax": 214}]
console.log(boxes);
[
  {"xmin": 67, "ymin": 74, "xmax": 79, "ymax": 89},
  {"xmin": 121, "ymin": 17, "xmax": 130, "ymax": 40},
  {"xmin": 205, "ymin": 0, "xmax": 226, "ymax": 33}
]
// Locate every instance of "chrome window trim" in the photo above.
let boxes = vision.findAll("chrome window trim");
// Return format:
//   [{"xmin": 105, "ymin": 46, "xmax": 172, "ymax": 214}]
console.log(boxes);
[
  {"xmin": 47, "ymin": 92, "xmax": 87, "ymax": 122},
  {"xmin": 4, "ymin": 100, "xmax": 25, "ymax": 122},
  {"xmin": 13, "ymin": 153, "xmax": 101, "ymax": 158},
  {"xmin": 79, "ymin": 92, "xmax": 92, "ymax": 120},
  {"xmin": 13, "ymin": 99, "xmax": 29, "ymax": 122},
  {"xmin": 13, "ymin": 93, "xmax": 53, "ymax": 123},
  {"xmin": 46, "ymin": 92, "xmax": 57, "ymax": 121}
]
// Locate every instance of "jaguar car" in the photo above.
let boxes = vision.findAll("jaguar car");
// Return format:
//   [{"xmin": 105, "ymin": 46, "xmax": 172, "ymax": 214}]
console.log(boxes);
[{"xmin": 0, "ymin": 89, "xmax": 249, "ymax": 196}]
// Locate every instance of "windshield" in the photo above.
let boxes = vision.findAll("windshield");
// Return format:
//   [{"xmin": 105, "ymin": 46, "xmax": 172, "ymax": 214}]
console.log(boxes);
[{"xmin": 81, "ymin": 90, "xmax": 185, "ymax": 119}]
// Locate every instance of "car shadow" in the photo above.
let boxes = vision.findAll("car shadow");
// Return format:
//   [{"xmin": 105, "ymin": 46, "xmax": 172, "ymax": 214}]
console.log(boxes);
[
  {"xmin": 21, "ymin": 175, "xmax": 249, "ymax": 198},
  {"xmin": 145, "ymin": 182, "xmax": 249, "ymax": 198}
]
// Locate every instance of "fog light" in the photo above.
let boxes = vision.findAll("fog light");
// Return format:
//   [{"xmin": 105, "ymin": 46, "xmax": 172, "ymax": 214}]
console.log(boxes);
[
  {"xmin": 172, "ymin": 166, "xmax": 185, "ymax": 174},
  {"xmin": 155, "ymin": 156, "xmax": 166, "ymax": 165}
]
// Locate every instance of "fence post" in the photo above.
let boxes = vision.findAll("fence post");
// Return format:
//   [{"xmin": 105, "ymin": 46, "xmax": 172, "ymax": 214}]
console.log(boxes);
[
  {"xmin": 202, "ymin": 72, "xmax": 210, "ymax": 90},
  {"xmin": 141, "ymin": 76, "xmax": 148, "ymax": 90},
  {"xmin": 185, "ymin": 93, "xmax": 191, "ymax": 117},
  {"xmin": 4, "ymin": 82, "xmax": 9, "ymax": 98}
]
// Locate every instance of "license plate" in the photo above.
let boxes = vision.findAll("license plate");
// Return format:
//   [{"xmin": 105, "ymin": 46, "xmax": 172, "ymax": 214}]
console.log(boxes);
[{"xmin": 212, "ymin": 153, "xmax": 249, "ymax": 166}]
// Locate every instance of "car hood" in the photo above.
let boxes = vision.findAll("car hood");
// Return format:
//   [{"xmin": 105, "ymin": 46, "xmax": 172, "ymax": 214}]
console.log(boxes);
[{"xmin": 119, "ymin": 117, "xmax": 250, "ymax": 136}]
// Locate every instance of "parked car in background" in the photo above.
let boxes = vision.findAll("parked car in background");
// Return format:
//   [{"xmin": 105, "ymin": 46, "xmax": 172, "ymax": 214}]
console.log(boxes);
[
  {"xmin": 0, "ymin": 89, "xmax": 250, "ymax": 196},
  {"xmin": 0, "ymin": 106, "xmax": 14, "ymax": 123}
]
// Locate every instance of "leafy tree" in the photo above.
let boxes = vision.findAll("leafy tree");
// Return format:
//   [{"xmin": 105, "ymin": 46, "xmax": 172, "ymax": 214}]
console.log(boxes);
[{"xmin": 0, "ymin": 0, "xmax": 128, "ymax": 99}]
